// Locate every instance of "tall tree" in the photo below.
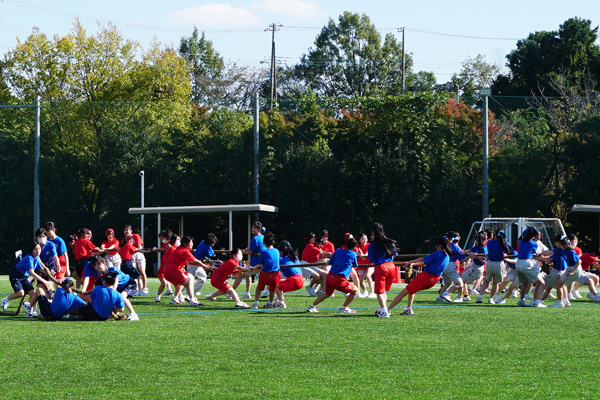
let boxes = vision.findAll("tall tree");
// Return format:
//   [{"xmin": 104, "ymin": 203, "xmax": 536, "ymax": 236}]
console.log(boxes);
[
  {"xmin": 451, "ymin": 54, "xmax": 500, "ymax": 101},
  {"xmin": 293, "ymin": 12, "xmax": 414, "ymax": 97}
]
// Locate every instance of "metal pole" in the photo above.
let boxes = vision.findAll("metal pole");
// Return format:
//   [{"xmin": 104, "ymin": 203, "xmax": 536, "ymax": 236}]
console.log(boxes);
[
  {"xmin": 401, "ymin": 27, "xmax": 405, "ymax": 94},
  {"xmin": 270, "ymin": 25, "xmax": 276, "ymax": 109},
  {"xmin": 140, "ymin": 170, "xmax": 145, "ymax": 243},
  {"xmin": 229, "ymin": 210, "xmax": 233, "ymax": 252},
  {"xmin": 33, "ymin": 96, "xmax": 40, "ymax": 233},
  {"xmin": 157, "ymin": 213, "xmax": 161, "ymax": 271},
  {"xmin": 482, "ymin": 94, "xmax": 489, "ymax": 219},
  {"xmin": 253, "ymin": 93, "xmax": 260, "ymax": 220}
]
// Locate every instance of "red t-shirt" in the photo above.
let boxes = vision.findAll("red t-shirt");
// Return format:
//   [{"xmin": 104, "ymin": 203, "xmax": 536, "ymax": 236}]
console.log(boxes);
[
  {"xmin": 131, "ymin": 234, "xmax": 143, "ymax": 248},
  {"xmin": 357, "ymin": 243, "xmax": 372, "ymax": 265},
  {"xmin": 322, "ymin": 241, "xmax": 335, "ymax": 254},
  {"xmin": 574, "ymin": 246, "xmax": 583, "ymax": 257},
  {"xmin": 162, "ymin": 245, "xmax": 176, "ymax": 265},
  {"xmin": 213, "ymin": 258, "xmax": 237, "ymax": 279},
  {"xmin": 102, "ymin": 238, "xmax": 119, "ymax": 255},
  {"xmin": 580, "ymin": 253, "xmax": 597, "ymax": 270},
  {"xmin": 120, "ymin": 243, "xmax": 137, "ymax": 261},
  {"xmin": 164, "ymin": 247, "xmax": 196, "ymax": 274},
  {"xmin": 301, "ymin": 244, "xmax": 323, "ymax": 263},
  {"xmin": 73, "ymin": 238, "xmax": 96, "ymax": 260}
]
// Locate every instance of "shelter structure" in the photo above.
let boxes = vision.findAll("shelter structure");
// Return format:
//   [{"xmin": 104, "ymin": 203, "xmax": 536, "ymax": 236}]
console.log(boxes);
[{"xmin": 128, "ymin": 204, "xmax": 278, "ymax": 269}]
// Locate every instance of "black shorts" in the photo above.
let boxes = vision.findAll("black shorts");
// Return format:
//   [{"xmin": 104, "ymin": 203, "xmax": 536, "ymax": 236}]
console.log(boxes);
[
  {"xmin": 75, "ymin": 258, "xmax": 89, "ymax": 276},
  {"xmin": 9, "ymin": 272, "xmax": 33, "ymax": 294},
  {"xmin": 121, "ymin": 259, "xmax": 140, "ymax": 279},
  {"xmin": 37, "ymin": 295, "xmax": 61, "ymax": 320},
  {"xmin": 79, "ymin": 303, "xmax": 108, "ymax": 321}
]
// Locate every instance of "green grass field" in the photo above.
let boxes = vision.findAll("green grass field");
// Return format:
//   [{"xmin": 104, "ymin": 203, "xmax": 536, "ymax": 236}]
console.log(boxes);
[{"xmin": 1, "ymin": 277, "xmax": 599, "ymax": 399}]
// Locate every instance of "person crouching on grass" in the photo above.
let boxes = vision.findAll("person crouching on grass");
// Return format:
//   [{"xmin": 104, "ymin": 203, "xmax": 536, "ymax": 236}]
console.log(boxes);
[
  {"xmin": 250, "ymin": 232, "xmax": 280, "ymax": 309},
  {"xmin": 2, "ymin": 241, "xmax": 53, "ymax": 318},
  {"xmin": 205, "ymin": 248, "xmax": 250, "ymax": 308},
  {"xmin": 37, "ymin": 278, "xmax": 86, "ymax": 320},
  {"xmin": 77, "ymin": 271, "xmax": 125, "ymax": 321},
  {"xmin": 387, "ymin": 236, "xmax": 451, "ymax": 316},
  {"xmin": 307, "ymin": 236, "xmax": 360, "ymax": 314}
]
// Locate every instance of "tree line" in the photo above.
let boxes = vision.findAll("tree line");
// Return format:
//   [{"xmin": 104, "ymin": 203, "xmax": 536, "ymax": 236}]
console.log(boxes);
[{"xmin": 0, "ymin": 14, "xmax": 599, "ymax": 272}]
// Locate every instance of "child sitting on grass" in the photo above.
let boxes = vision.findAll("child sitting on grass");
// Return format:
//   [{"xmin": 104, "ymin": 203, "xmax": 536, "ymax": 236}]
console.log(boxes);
[
  {"xmin": 37, "ymin": 278, "xmax": 86, "ymax": 320},
  {"xmin": 77, "ymin": 271, "xmax": 124, "ymax": 321}
]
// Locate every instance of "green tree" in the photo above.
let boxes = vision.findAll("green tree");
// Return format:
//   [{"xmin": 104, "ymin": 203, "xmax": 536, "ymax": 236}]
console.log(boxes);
[
  {"xmin": 293, "ymin": 12, "xmax": 414, "ymax": 97},
  {"xmin": 451, "ymin": 54, "xmax": 500, "ymax": 102}
]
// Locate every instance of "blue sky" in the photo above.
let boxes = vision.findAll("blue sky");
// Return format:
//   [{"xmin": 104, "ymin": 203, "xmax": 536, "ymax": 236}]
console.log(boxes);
[{"xmin": 0, "ymin": 0, "xmax": 597, "ymax": 82}]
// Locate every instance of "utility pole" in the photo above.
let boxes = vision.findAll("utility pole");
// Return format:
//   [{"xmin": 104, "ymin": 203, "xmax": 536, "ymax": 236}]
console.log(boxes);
[
  {"xmin": 480, "ymin": 88, "xmax": 492, "ymax": 219},
  {"xmin": 252, "ymin": 93, "xmax": 260, "ymax": 221},
  {"xmin": 399, "ymin": 27, "xmax": 406, "ymax": 94},
  {"xmin": 265, "ymin": 23, "xmax": 282, "ymax": 109}
]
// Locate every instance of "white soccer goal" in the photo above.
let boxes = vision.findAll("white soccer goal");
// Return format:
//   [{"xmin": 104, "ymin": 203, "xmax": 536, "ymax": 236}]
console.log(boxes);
[{"xmin": 464, "ymin": 217, "xmax": 566, "ymax": 250}]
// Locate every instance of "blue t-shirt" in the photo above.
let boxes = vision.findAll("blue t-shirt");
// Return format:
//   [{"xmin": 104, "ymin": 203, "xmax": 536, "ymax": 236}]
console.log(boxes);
[
  {"xmin": 329, "ymin": 248, "xmax": 358, "ymax": 278},
  {"xmin": 517, "ymin": 240, "xmax": 538, "ymax": 259},
  {"xmin": 51, "ymin": 287, "xmax": 86, "ymax": 318},
  {"xmin": 50, "ymin": 236, "xmax": 68, "ymax": 255},
  {"xmin": 250, "ymin": 234, "xmax": 266, "ymax": 266},
  {"xmin": 550, "ymin": 248, "xmax": 566, "ymax": 271},
  {"xmin": 423, "ymin": 251, "xmax": 450, "ymax": 276},
  {"xmin": 40, "ymin": 241, "xmax": 58, "ymax": 268},
  {"xmin": 280, "ymin": 256, "xmax": 302, "ymax": 278},
  {"xmin": 90, "ymin": 285, "xmax": 125, "ymax": 319},
  {"xmin": 107, "ymin": 266, "xmax": 132, "ymax": 290},
  {"xmin": 83, "ymin": 261, "xmax": 103, "ymax": 278},
  {"xmin": 469, "ymin": 245, "xmax": 488, "ymax": 266},
  {"xmin": 487, "ymin": 240, "xmax": 506, "ymax": 262},
  {"xmin": 367, "ymin": 242, "xmax": 397, "ymax": 265},
  {"xmin": 449, "ymin": 243, "xmax": 467, "ymax": 262},
  {"xmin": 259, "ymin": 248, "xmax": 280, "ymax": 273},
  {"xmin": 193, "ymin": 241, "xmax": 214, "ymax": 260},
  {"xmin": 14, "ymin": 254, "xmax": 43, "ymax": 276},
  {"xmin": 562, "ymin": 249, "xmax": 580, "ymax": 268}
]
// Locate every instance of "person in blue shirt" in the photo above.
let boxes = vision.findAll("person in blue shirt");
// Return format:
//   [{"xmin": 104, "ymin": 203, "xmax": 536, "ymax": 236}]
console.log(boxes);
[
  {"xmin": 459, "ymin": 231, "xmax": 488, "ymax": 302},
  {"xmin": 388, "ymin": 236, "xmax": 452, "ymax": 316},
  {"xmin": 437, "ymin": 231, "xmax": 471, "ymax": 303},
  {"xmin": 37, "ymin": 278, "xmax": 86, "ymax": 320},
  {"xmin": 514, "ymin": 226, "xmax": 546, "ymax": 307},
  {"xmin": 274, "ymin": 241, "xmax": 303, "ymax": 309},
  {"xmin": 307, "ymin": 236, "xmax": 360, "ymax": 314},
  {"xmin": 78, "ymin": 271, "xmax": 125, "ymax": 321},
  {"xmin": 250, "ymin": 232, "xmax": 280, "ymax": 309},
  {"xmin": 35, "ymin": 228, "xmax": 60, "ymax": 299},
  {"xmin": 478, "ymin": 230, "xmax": 512, "ymax": 304},
  {"xmin": 234, "ymin": 221, "xmax": 266, "ymax": 300},
  {"xmin": 2, "ymin": 241, "xmax": 53, "ymax": 318},
  {"xmin": 190, "ymin": 233, "xmax": 218, "ymax": 296}
]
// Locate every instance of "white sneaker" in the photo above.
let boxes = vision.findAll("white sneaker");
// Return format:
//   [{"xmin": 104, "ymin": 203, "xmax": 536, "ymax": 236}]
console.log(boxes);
[
  {"xmin": 126, "ymin": 313, "xmax": 139, "ymax": 321},
  {"xmin": 1, "ymin": 298, "xmax": 8, "ymax": 311},
  {"xmin": 241, "ymin": 292, "xmax": 252, "ymax": 300},
  {"xmin": 30, "ymin": 307, "xmax": 38, "ymax": 318},
  {"xmin": 344, "ymin": 292, "xmax": 350, "ymax": 297},
  {"xmin": 452, "ymin": 296, "xmax": 463, "ymax": 303},
  {"xmin": 400, "ymin": 308, "xmax": 414, "ymax": 315},
  {"xmin": 330, "ymin": 292, "xmax": 335, "ymax": 298},
  {"xmin": 563, "ymin": 299, "xmax": 571, "ymax": 307},
  {"xmin": 356, "ymin": 291, "xmax": 366, "ymax": 298},
  {"xmin": 306, "ymin": 305, "xmax": 318, "ymax": 313},
  {"xmin": 476, "ymin": 295, "xmax": 483, "ymax": 303},
  {"xmin": 169, "ymin": 298, "xmax": 182, "ymax": 305},
  {"xmin": 568, "ymin": 293, "xmax": 576, "ymax": 301},
  {"xmin": 251, "ymin": 301, "xmax": 259, "ymax": 309},
  {"xmin": 375, "ymin": 307, "xmax": 390, "ymax": 318},
  {"xmin": 188, "ymin": 297, "xmax": 202, "ymax": 306},
  {"xmin": 338, "ymin": 306, "xmax": 356, "ymax": 314},
  {"xmin": 137, "ymin": 290, "xmax": 149, "ymax": 297},
  {"xmin": 260, "ymin": 288, "xmax": 269, "ymax": 298},
  {"xmin": 547, "ymin": 293, "xmax": 556, "ymax": 299},
  {"xmin": 235, "ymin": 301, "xmax": 250, "ymax": 308},
  {"xmin": 142, "ymin": 288, "xmax": 150, "ymax": 295},
  {"xmin": 274, "ymin": 300, "xmax": 287, "ymax": 308},
  {"xmin": 205, "ymin": 295, "xmax": 215, "ymax": 301},
  {"xmin": 572, "ymin": 290, "xmax": 583, "ymax": 299},
  {"xmin": 587, "ymin": 292, "xmax": 595, "ymax": 300},
  {"xmin": 306, "ymin": 286, "xmax": 316, "ymax": 297},
  {"xmin": 550, "ymin": 300, "xmax": 564, "ymax": 307},
  {"xmin": 462, "ymin": 295, "xmax": 471, "ymax": 301},
  {"xmin": 517, "ymin": 299, "xmax": 527, "ymax": 307},
  {"xmin": 511, "ymin": 290, "xmax": 519, "ymax": 298},
  {"xmin": 497, "ymin": 297, "xmax": 506, "ymax": 304},
  {"xmin": 368, "ymin": 293, "xmax": 377, "ymax": 299},
  {"xmin": 488, "ymin": 297, "xmax": 495, "ymax": 304},
  {"xmin": 224, "ymin": 294, "xmax": 232, "ymax": 299},
  {"xmin": 263, "ymin": 301, "xmax": 274, "ymax": 308},
  {"xmin": 527, "ymin": 300, "xmax": 546, "ymax": 307},
  {"xmin": 23, "ymin": 301, "xmax": 31, "ymax": 314},
  {"xmin": 439, "ymin": 293, "xmax": 452, "ymax": 302},
  {"xmin": 155, "ymin": 295, "xmax": 161, "ymax": 303},
  {"xmin": 164, "ymin": 288, "xmax": 174, "ymax": 295}
]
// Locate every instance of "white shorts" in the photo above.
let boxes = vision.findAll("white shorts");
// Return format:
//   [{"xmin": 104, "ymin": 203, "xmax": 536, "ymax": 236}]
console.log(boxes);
[
  {"xmin": 577, "ymin": 271, "xmax": 594, "ymax": 284},
  {"xmin": 359, "ymin": 267, "xmax": 374, "ymax": 277},
  {"xmin": 105, "ymin": 253, "xmax": 122, "ymax": 270},
  {"xmin": 559, "ymin": 266, "xmax": 582, "ymax": 285},
  {"xmin": 441, "ymin": 264, "xmax": 462, "ymax": 285},
  {"xmin": 300, "ymin": 261, "xmax": 320, "ymax": 279},
  {"xmin": 543, "ymin": 269, "xmax": 562, "ymax": 289},
  {"xmin": 131, "ymin": 252, "xmax": 146, "ymax": 271},
  {"xmin": 187, "ymin": 265, "xmax": 207, "ymax": 292},
  {"xmin": 461, "ymin": 262, "xmax": 484, "ymax": 284},
  {"xmin": 516, "ymin": 259, "xmax": 543, "ymax": 284},
  {"xmin": 506, "ymin": 268, "xmax": 517, "ymax": 282},
  {"xmin": 485, "ymin": 260, "xmax": 505, "ymax": 282}
]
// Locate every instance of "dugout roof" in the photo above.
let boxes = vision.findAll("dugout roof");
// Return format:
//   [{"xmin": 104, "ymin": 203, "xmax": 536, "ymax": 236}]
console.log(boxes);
[{"xmin": 128, "ymin": 203, "xmax": 278, "ymax": 267}]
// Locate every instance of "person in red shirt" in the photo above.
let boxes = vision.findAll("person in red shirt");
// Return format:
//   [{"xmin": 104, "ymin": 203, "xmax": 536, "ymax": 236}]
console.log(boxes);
[
  {"xmin": 163, "ymin": 235, "xmax": 213, "ymax": 306},
  {"xmin": 300, "ymin": 234, "xmax": 332, "ymax": 296},
  {"xmin": 320, "ymin": 229, "xmax": 335, "ymax": 254},
  {"xmin": 72, "ymin": 228, "xmax": 100, "ymax": 289},
  {"xmin": 155, "ymin": 234, "xmax": 179, "ymax": 302},
  {"xmin": 205, "ymin": 248, "xmax": 250, "ymax": 307},
  {"xmin": 123, "ymin": 225, "xmax": 148, "ymax": 296},
  {"xmin": 101, "ymin": 229, "xmax": 121, "ymax": 270},
  {"xmin": 572, "ymin": 248, "xmax": 600, "ymax": 299},
  {"xmin": 566, "ymin": 234, "xmax": 584, "ymax": 298}
]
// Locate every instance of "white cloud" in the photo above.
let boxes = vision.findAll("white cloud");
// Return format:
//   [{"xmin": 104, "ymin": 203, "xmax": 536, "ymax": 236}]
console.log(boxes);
[
  {"xmin": 169, "ymin": 4, "xmax": 260, "ymax": 27},
  {"xmin": 252, "ymin": 0, "xmax": 326, "ymax": 18}
]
